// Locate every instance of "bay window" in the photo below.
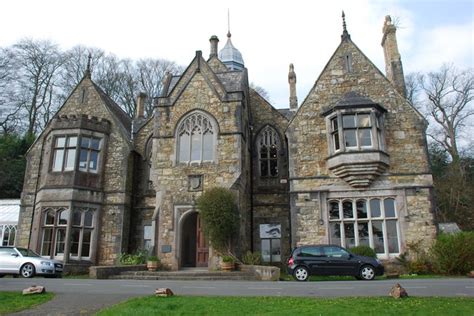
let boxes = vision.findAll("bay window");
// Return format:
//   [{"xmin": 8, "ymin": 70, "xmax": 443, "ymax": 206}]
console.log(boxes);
[
  {"xmin": 51, "ymin": 134, "xmax": 102, "ymax": 173},
  {"xmin": 328, "ymin": 197, "xmax": 400, "ymax": 257}
]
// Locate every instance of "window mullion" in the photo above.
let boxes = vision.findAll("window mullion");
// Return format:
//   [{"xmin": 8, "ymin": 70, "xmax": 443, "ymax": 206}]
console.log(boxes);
[{"xmin": 337, "ymin": 114, "xmax": 345, "ymax": 151}]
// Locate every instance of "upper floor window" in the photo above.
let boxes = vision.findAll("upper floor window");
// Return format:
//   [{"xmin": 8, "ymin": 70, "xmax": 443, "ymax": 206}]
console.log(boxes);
[
  {"xmin": 52, "ymin": 135, "xmax": 101, "ymax": 173},
  {"xmin": 257, "ymin": 126, "xmax": 280, "ymax": 177},
  {"xmin": 329, "ymin": 111, "xmax": 384, "ymax": 153},
  {"xmin": 177, "ymin": 112, "xmax": 216, "ymax": 163}
]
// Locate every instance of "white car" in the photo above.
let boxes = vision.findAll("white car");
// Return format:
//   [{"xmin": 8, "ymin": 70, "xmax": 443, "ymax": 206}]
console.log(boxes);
[{"xmin": 0, "ymin": 246, "xmax": 63, "ymax": 278}]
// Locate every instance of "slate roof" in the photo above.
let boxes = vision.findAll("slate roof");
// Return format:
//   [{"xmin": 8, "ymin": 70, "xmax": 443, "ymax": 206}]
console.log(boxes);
[
  {"xmin": 278, "ymin": 108, "xmax": 295, "ymax": 120},
  {"xmin": 0, "ymin": 199, "xmax": 20, "ymax": 225},
  {"xmin": 92, "ymin": 82, "xmax": 132, "ymax": 134}
]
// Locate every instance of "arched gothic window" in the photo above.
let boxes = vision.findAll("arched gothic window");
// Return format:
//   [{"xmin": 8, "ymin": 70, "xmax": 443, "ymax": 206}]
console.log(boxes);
[
  {"xmin": 258, "ymin": 126, "xmax": 280, "ymax": 177},
  {"xmin": 177, "ymin": 112, "xmax": 216, "ymax": 163}
]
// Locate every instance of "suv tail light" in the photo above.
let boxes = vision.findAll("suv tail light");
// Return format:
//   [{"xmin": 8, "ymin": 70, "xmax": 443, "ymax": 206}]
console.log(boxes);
[{"xmin": 288, "ymin": 256, "xmax": 294, "ymax": 267}]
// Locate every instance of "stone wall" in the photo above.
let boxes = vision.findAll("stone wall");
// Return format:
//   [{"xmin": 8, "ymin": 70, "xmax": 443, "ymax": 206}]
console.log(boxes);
[{"xmin": 286, "ymin": 37, "xmax": 436, "ymax": 256}]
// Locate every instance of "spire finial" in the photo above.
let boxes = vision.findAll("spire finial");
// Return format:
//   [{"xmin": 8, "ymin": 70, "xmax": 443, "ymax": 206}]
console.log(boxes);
[
  {"xmin": 341, "ymin": 10, "xmax": 351, "ymax": 40},
  {"xmin": 85, "ymin": 52, "xmax": 92, "ymax": 78},
  {"xmin": 227, "ymin": 9, "xmax": 231, "ymax": 38}
]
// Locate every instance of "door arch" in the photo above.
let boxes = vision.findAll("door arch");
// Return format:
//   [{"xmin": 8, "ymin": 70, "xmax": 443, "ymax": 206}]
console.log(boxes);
[{"xmin": 179, "ymin": 211, "xmax": 208, "ymax": 268}]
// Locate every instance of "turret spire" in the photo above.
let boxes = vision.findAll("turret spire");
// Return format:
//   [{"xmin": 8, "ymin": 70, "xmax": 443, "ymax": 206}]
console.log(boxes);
[
  {"xmin": 341, "ymin": 11, "xmax": 351, "ymax": 41},
  {"xmin": 227, "ymin": 9, "xmax": 231, "ymax": 38}
]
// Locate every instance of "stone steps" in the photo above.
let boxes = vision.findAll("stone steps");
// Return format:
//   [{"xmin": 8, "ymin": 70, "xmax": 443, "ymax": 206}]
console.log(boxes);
[{"xmin": 110, "ymin": 270, "xmax": 256, "ymax": 281}]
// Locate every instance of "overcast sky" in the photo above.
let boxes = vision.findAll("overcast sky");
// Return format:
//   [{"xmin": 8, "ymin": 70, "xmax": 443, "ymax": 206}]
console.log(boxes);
[{"xmin": 0, "ymin": 0, "xmax": 473, "ymax": 108}]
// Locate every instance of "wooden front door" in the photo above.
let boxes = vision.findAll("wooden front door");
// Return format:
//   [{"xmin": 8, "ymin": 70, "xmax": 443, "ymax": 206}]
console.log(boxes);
[{"xmin": 196, "ymin": 215, "xmax": 209, "ymax": 267}]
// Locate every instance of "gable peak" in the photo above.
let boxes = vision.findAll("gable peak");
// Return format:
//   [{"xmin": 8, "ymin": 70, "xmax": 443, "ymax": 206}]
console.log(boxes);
[{"xmin": 341, "ymin": 11, "xmax": 351, "ymax": 41}]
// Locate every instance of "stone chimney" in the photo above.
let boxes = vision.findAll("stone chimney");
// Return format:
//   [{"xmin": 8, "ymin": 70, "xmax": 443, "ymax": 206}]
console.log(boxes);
[
  {"xmin": 136, "ymin": 92, "xmax": 147, "ymax": 119},
  {"xmin": 209, "ymin": 35, "xmax": 219, "ymax": 59},
  {"xmin": 381, "ymin": 15, "xmax": 406, "ymax": 97},
  {"xmin": 288, "ymin": 63, "xmax": 298, "ymax": 111}
]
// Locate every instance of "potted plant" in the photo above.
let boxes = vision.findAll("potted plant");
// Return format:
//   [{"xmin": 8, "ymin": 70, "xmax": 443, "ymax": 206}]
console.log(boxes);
[
  {"xmin": 221, "ymin": 255, "xmax": 235, "ymax": 272},
  {"xmin": 146, "ymin": 256, "xmax": 160, "ymax": 271}
]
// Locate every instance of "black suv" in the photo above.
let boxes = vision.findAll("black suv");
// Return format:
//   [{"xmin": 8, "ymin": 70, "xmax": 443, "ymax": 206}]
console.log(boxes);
[{"xmin": 287, "ymin": 245, "xmax": 384, "ymax": 281}]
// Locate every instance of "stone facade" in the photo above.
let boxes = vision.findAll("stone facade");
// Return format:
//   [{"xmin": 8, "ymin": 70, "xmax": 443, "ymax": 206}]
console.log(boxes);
[{"xmin": 18, "ymin": 15, "xmax": 436, "ymax": 270}]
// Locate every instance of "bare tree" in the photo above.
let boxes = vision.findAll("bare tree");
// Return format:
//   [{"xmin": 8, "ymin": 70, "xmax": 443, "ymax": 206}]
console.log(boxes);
[
  {"xmin": 250, "ymin": 82, "xmax": 271, "ymax": 102},
  {"xmin": 418, "ymin": 64, "xmax": 473, "ymax": 165},
  {"xmin": 10, "ymin": 39, "xmax": 65, "ymax": 136},
  {"xmin": 59, "ymin": 45, "xmax": 105, "ymax": 100},
  {"xmin": 405, "ymin": 72, "xmax": 422, "ymax": 106},
  {"xmin": 136, "ymin": 58, "xmax": 182, "ymax": 116}
]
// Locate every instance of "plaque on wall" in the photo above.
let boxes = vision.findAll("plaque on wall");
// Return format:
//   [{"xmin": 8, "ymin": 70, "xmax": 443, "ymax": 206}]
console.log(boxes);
[
  {"xmin": 161, "ymin": 245, "xmax": 172, "ymax": 253},
  {"xmin": 259, "ymin": 224, "xmax": 281, "ymax": 238},
  {"xmin": 188, "ymin": 175, "xmax": 203, "ymax": 191}
]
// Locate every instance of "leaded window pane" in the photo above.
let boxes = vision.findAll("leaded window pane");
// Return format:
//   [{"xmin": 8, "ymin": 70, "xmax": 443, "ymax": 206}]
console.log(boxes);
[
  {"xmin": 342, "ymin": 115, "xmax": 356, "ymax": 128},
  {"xmin": 78, "ymin": 149, "xmax": 88, "ymax": 170},
  {"xmin": 191, "ymin": 132, "xmax": 201, "ymax": 161},
  {"xmin": 84, "ymin": 211, "xmax": 93, "ymax": 227},
  {"xmin": 359, "ymin": 129, "xmax": 372, "ymax": 146},
  {"xmin": 342, "ymin": 201, "xmax": 353, "ymax": 218},
  {"xmin": 370, "ymin": 199, "xmax": 381, "ymax": 217},
  {"xmin": 89, "ymin": 151, "xmax": 98, "ymax": 171},
  {"xmin": 260, "ymin": 160, "xmax": 268, "ymax": 177},
  {"xmin": 344, "ymin": 223, "xmax": 356, "ymax": 248},
  {"xmin": 329, "ymin": 201, "xmax": 340, "ymax": 219},
  {"xmin": 44, "ymin": 210, "xmax": 55, "ymax": 225},
  {"xmin": 258, "ymin": 126, "xmax": 280, "ymax": 178},
  {"xmin": 384, "ymin": 198, "xmax": 396, "ymax": 217},
  {"xmin": 52, "ymin": 149, "xmax": 64, "ymax": 171},
  {"xmin": 70, "ymin": 228, "xmax": 80, "ymax": 256},
  {"xmin": 386, "ymin": 220, "xmax": 399, "ymax": 253},
  {"xmin": 179, "ymin": 133, "xmax": 190, "ymax": 162},
  {"xmin": 270, "ymin": 159, "xmax": 278, "ymax": 176},
  {"xmin": 344, "ymin": 130, "xmax": 357, "ymax": 147},
  {"xmin": 333, "ymin": 132, "xmax": 340, "ymax": 150},
  {"xmin": 329, "ymin": 223, "xmax": 341, "ymax": 245},
  {"xmin": 55, "ymin": 228, "xmax": 66, "ymax": 256},
  {"xmin": 90, "ymin": 138, "xmax": 100, "ymax": 150},
  {"xmin": 356, "ymin": 200, "xmax": 367, "ymax": 218},
  {"xmin": 372, "ymin": 221, "xmax": 384, "ymax": 254},
  {"xmin": 72, "ymin": 210, "xmax": 82, "ymax": 226},
  {"xmin": 58, "ymin": 210, "xmax": 69, "ymax": 225},
  {"xmin": 203, "ymin": 133, "xmax": 213, "ymax": 161},
  {"xmin": 68, "ymin": 136, "xmax": 77, "ymax": 147},
  {"xmin": 81, "ymin": 230, "xmax": 92, "ymax": 257},
  {"xmin": 41, "ymin": 228, "xmax": 53, "ymax": 256},
  {"xmin": 358, "ymin": 222, "xmax": 370, "ymax": 246},
  {"xmin": 64, "ymin": 149, "xmax": 76, "ymax": 170},
  {"xmin": 81, "ymin": 137, "xmax": 90, "ymax": 148},
  {"xmin": 357, "ymin": 114, "xmax": 371, "ymax": 127}
]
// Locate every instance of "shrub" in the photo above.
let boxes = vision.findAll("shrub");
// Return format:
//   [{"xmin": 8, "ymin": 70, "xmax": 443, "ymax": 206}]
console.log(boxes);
[
  {"xmin": 431, "ymin": 232, "xmax": 474, "ymax": 275},
  {"xmin": 242, "ymin": 251, "xmax": 262, "ymax": 265},
  {"xmin": 222, "ymin": 255, "xmax": 235, "ymax": 263},
  {"xmin": 349, "ymin": 245, "xmax": 377, "ymax": 258},
  {"xmin": 147, "ymin": 256, "xmax": 159, "ymax": 262},
  {"xmin": 119, "ymin": 251, "xmax": 147, "ymax": 265},
  {"xmin": 197, "ymin": 187, "xmax": 239, "ymax": 255}
]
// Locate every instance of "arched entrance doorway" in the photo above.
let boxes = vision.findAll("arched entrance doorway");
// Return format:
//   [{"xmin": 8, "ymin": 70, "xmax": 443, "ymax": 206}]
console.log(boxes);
[{"xmin": 180, "ymin": 212, "xmax": 208, "ymax": 267}]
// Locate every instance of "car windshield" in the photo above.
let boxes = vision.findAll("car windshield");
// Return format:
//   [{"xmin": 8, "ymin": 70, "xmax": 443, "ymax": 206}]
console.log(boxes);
[{"xmin": 17, "ymin": 248, "xmax": 41, "ymax": 257}]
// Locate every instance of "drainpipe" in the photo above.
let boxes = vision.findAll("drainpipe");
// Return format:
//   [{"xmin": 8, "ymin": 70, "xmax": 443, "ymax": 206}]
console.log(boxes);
[{"xmin": 28, "ymin": 136, "xmax": 45, "ymax": 251}]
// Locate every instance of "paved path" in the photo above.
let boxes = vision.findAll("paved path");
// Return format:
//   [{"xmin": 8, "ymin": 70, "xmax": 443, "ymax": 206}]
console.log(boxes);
[{"xmin": 1, "ymin": 277, "xmax": 473, "ymax": 315}]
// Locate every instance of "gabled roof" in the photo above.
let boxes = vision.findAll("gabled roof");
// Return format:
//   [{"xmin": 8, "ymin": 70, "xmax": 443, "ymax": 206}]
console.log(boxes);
[
  {"xmin": 157, "ymin": 51, "xmax": 247, "ymax": 106},
  {"xmin": 0, "ymin": 199, "xmax": 20, "ymax": 225},
  {"xmin": 92, "ymin": 82, "xmax": 132, "ymax": 135}
]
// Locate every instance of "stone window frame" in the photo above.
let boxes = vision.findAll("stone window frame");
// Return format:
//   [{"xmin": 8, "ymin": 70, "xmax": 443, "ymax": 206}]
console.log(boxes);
[
  {"xmin": 69, "ymin": 207, "xmax": 94, "ymax": 260},
  {"xmin": 327, "ymin": 197, "xmax": 401, "ymax": 258},
  {"xmin": 175, "ymin": 111, "xmax": 218, "ymax": 165},
  {"xmin": 50, "ymin": 133, "xmax": 103, "ymax": 174},
  {"xmin": 326, "ymin": 108, "xmax": 385, "ymax": 155},
  {"xmin": 256, "ymin": 125, "xmax": 281, "ymax": 178},
  {"xmin": 40, "ymin": 205, "xmax": 97, "ymax": 262},
  {"xmin": 0, "ymin": 224, "xmax": 17, "ymax": 246}
]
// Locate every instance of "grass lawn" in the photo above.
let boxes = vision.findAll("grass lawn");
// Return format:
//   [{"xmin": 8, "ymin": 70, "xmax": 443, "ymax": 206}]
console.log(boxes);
[
  {"xmin": 0, "ymin": 291, "xmax": 54, "ymax": 314},
  {"xmin": 97, "ymin": 296, "xmax": 474, "ymax": 316}
]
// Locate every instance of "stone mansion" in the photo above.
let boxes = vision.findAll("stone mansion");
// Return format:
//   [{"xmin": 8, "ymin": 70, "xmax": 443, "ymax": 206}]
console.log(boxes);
[{"xmin": 17, "ymin": 15, "xmax": 436, "ymax": 271}]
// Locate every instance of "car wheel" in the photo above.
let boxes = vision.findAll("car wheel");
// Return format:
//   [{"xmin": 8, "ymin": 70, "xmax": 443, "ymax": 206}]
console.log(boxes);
[
  {"xmin": 293, "ymin": 266, "xmax": 309, "ymax": 281},
  {"xmin": 0, "ymin": 274, "xmax": 4, "ymax": 278},
  {"xmin": 359, "ymin": 265, "xmax": 375, "ymax": 280},
  {"xmin": 20, "ymin": 263, "xmax": 36, "ymax": 278}
]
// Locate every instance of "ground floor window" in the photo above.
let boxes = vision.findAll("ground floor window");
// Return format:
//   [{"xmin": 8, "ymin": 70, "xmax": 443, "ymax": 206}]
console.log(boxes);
[
  {"xmin": 40, "ymin": 206, "xmax": 95, "ymax": 261},
  {"xmin": 328, "ymin": 197, "xmax": 400, "ymax": 257},
  {"xmin": 144, "ymin": 225, "xmax": 152, "ymax": 250},
  {"xmin": 260, "ymin": 224, "xmax": 281, "ymax": 263},
  {"xmin": 0, "ymin": 224, "xmax": 16, "ymax": 246}
]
